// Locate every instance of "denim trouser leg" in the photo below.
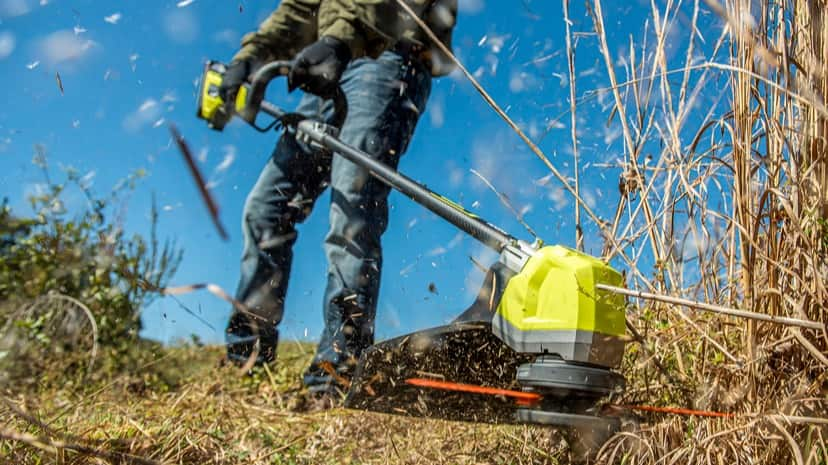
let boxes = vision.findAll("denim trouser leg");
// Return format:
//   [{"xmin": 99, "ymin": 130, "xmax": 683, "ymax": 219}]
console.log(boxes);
[
  {"xmin": 304, "ymin": 53, "xmax": 432, "ymax": 390},
  {"xmin": 227, "ymin": 97, "xmax": 331, "ymax": 364},
  {"xmin": 227, "ymin": 51, "xmax": 431, "ymax": 380}
]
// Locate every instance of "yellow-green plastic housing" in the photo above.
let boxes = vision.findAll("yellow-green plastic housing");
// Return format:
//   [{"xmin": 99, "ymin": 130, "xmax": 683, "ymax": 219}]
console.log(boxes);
[
  {"xmin": 196, "ymin": 61, "xmax": 248, "ymax": 131},
  {"xmin": 492, "ymin": 245, "xmax": 626, "ymax": 368}
]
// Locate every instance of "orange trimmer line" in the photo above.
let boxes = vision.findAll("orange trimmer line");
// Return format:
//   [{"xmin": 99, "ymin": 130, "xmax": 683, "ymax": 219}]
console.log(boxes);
[
  {"xmin": 405, "ymin": 378, "xmax": 542, "ymax": 402},
  {"xmin": 405, "ymin": 378, "xmax": 735, "ymax": 418}
]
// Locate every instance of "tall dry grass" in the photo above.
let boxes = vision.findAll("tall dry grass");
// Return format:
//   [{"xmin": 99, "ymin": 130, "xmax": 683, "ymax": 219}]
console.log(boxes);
[{"xmin": 581, "ymin": 0, "xmax": 828, "ymax": 463}]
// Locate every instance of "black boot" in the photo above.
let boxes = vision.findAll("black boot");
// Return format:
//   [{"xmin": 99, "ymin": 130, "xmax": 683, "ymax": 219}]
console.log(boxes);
[{"xmin": 225, "ymin": 312, "xmax": 278, "ymax": 366}]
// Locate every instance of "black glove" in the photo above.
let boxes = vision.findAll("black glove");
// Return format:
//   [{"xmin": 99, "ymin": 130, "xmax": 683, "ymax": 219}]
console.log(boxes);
[
  {"xmin": 218, "ymin": 59, "xmax": 251, "ymax": 104},
  {"xmin": 288, "ymin": 36, "xmax": 352, "ymax": 98}
]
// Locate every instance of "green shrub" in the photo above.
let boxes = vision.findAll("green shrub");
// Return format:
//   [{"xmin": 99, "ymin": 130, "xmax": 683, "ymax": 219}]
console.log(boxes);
[{"xmin": 0, "ymin": 149, "xmax": 181, "ymax": 384}]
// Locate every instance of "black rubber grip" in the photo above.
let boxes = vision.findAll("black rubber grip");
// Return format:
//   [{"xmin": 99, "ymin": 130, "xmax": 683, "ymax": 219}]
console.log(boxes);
[{"xmin": 246, "ymin": 61, "xmax": 348, "ymax": 129}]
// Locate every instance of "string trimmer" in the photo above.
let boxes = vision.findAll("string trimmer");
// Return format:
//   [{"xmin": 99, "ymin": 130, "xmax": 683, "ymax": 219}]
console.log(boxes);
[{"xmin": 195, "ymin": 60, "xmax": 628, "ymax": 439}]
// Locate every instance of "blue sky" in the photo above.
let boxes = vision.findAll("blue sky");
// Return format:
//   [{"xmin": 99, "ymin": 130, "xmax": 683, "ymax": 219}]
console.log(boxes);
[{"xmin": 0, "ymin": 0, "xmax": 721, "ymax": 345}]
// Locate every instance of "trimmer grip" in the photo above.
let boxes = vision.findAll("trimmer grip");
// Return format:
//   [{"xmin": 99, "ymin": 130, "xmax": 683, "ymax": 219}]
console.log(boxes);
[
  {"xmin": 245, "ymin": 61, "xmax": 348, "ymax": 129},
  {"xmin": 197, "ymin": 59, "xmax": 349, "ymax": 132}
]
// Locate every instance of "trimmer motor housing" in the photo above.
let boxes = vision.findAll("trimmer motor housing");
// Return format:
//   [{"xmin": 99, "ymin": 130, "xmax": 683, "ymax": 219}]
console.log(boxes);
[{"xmin": 492, "ymin": 245, "xmax": 627, "ymax": 369}]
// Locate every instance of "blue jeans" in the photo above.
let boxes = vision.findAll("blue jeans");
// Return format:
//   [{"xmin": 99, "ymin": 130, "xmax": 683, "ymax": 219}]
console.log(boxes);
[{"xmin": 227, "ymin": 51, "xmax": 432, "ymax": 390}]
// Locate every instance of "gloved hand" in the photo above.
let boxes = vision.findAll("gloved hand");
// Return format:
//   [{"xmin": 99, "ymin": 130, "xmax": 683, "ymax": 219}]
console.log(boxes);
[
  {"xmin": 218, "ymin": 59, "xmax": 251, "ymax": 104},
  {"xmin": 288, "ymin": 36, "xmax": 352, "ymax": 98}
]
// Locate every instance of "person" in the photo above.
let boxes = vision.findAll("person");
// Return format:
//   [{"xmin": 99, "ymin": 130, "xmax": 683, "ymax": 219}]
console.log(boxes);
[{"xmin": 219, "ymin": 0, "xmax": 458, "ymax": 399}]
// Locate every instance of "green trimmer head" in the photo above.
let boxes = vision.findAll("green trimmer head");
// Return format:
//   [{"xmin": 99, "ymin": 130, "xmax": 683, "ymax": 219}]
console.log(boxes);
[{"xmin": 345, "ymin": 250, "xmax": 627, "ymax": 432}]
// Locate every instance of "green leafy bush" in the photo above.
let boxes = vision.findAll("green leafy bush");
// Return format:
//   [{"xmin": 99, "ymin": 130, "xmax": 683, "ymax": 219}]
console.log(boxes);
[{"xmin": 0, "ymin": 150, "xmax": 181, "ymax": 383}]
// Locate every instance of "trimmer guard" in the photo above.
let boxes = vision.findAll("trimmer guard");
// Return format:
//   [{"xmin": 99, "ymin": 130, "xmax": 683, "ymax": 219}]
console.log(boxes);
[
  {"xmin": 344, "ymin": 321, "xmax": 534, "ymax": 424},
  {"xmin": 344, "ymin": 264, "xmax": 623, "ymax": 432},
  {"xmin": 344, "ymin": 320, "xmax": 621, "ymax": 434},
  {"xmin": 344, "ymin": 263, "xmax": 528, "ymax": 423}
]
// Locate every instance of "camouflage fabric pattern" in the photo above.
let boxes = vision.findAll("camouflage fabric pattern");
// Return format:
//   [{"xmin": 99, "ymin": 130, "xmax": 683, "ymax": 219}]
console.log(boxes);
[{"xmin": 233, "ymin": 0, "xmax": 457, "ymax": 76}]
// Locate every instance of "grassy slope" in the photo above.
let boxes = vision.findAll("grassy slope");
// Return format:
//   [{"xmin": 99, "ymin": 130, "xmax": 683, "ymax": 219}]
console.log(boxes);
[{"xmin": 1, "ymin": 343, "xmax": 568, "ymax": 465}]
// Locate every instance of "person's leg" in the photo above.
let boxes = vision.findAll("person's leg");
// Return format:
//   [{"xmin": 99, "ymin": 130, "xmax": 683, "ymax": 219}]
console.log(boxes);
[
  {"xmin": 304, "ymin": 51, "xmax": 432, "ymax": 391},
  {"xmin": 227, "ymin": 94, "xmax": 332, "ymax": 365}
]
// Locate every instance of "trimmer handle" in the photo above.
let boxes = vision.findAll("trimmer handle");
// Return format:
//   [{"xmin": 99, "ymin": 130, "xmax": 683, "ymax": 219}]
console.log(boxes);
[{"xmin": 243, "ymin": 60, "xmax": 349, "ymax": 130}]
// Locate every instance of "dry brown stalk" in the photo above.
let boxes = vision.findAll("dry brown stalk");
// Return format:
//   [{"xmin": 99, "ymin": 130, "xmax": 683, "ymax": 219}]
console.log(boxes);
[
  {"xmin": 394, "ymin": 0, "xmax": 657, "ymax": 288},
  {"xmin": 563, "ymin": 0, "xmax": 584, "ymax": 250},
  {"xmin": 576, "ymin": 0, "xmax": 828, "ymax": 462},
  {"xmin": 598, "ymin": 283, "xmax": 825, "ymax": 330}
]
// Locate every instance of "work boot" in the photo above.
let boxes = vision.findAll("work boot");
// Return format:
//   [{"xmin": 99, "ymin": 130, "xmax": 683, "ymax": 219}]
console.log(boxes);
[{"xmin": 225, "ymin": 312, "xmax": 278, "ymax": 367}]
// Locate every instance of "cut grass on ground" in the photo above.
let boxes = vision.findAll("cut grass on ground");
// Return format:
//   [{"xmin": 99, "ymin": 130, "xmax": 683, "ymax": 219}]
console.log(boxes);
[{"xmin": 1, "ymin": 343, "xmax": 569, "ymax": 465}]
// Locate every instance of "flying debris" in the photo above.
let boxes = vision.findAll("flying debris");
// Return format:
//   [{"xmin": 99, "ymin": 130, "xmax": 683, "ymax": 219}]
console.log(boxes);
[
  {"xmin": 104, "ymin": 13, "xmax": 122, "ymax": 24},
  {"xmin": 169, "ymin": 124, "xmax": 229, "ymax": 240},
  {"xmin": 55, "ymin": 72, "xmax": 64, "ymax": 95},
  {"xmin": 26, "ymin": 61, "xmax": 40, "ymax": 70},
  {"xmin": 214, "ymin": 147, "xmax": 236, "ymax": 173}
]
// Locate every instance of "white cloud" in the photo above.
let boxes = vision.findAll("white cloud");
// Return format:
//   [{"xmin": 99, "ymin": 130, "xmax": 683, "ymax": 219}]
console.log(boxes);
[
  {"xmin": 104, "ymin": 12, "xmax": 121, "ymax": 24},
  {"xmin": 22, "ymin": 182, "xmax": 49, "ymax": 201},
  {"xmin": 35, "ymin": 30, "xmax": 97, "ymax": 66},
  {"xmin": 176, "ymin": 0, "xmax": 196, "ymax": 7},
  {"xmin": 548, "ymin": 186, "xmax": 568, "ymax": 211},
  {"xmin": 429, "ymin": 95, "xmax": 444, "ymax": 128},
  {"xmin": 582, "ymin": 188, "xmax": 597, "ymax": 209},
  {"xmin": 448, "ymin": 165, "xmax": 463, "ymax": 188},
  {"xmin": 463, "ymin": 244, "xmax": 498, "ymax": 300},
  {"xmin": 509, "ymin": 70, "xmax": 539, "ymax": 93},
  {"xmin": 458, "ymin": 0, "xmax": 484, "ymax": 14},
  {"xmin": 380, "ymin": 302, "xmax": 401, "ymax": 330},
  {"xmin": 0, "ymin": 32, "xmax": 14, "ymax": 59},
  {"xmin": 0, "ymin": 0, "xmax": 30, "ymax": 18},
  {"xmin": 163, "ymin": 9, "xmax": 198, "ymax": 44},
  {"xmin": 161, "ymin": 91, "xmax": 177, "ymax": 103},
  {"xmin": 123, "ymin": 98, "xmax": 162, "ymax": 132},
  {"xmin": 213, "ymin": 28, "xmax": 238, "ymax": 47}
]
